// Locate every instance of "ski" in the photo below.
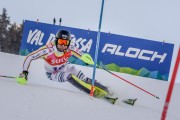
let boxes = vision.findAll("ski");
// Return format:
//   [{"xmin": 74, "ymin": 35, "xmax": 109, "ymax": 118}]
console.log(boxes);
[{"xmin": 68, "ymin": 75, "xmax": 119, "ymax": 104}]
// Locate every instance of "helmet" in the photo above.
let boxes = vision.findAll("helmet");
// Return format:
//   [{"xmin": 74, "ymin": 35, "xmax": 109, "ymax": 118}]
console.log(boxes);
[
  {"xmin": 55, "ymin": 30, "xmax": 71, "ymax": 40},
  {"xmin": 55, "ymin": 30, "xmax": 71, "ymax": 51}
]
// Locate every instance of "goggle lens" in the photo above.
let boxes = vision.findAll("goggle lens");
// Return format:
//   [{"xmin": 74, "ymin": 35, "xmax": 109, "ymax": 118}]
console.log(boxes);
[{"xmin": 57, "ymin": 39, "xmax": 70, "ymax": 46}]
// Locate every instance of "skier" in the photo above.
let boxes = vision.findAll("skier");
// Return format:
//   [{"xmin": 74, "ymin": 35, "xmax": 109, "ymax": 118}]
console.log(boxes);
[
  {"xmin": 17, "ymin": 29, "xmax": 118, "ymax": 104},
  {"xmin": 17, "ymin": 30, "xmax": 93, "ymax": 83}
]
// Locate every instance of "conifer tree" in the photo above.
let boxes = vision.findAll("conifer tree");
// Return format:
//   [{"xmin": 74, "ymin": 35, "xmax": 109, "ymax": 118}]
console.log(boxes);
[
  {"xmin": 0, "ymin": 8, "xmax": 10, "ymax": 52},
  {"xmin": 0, "ymin": 8, "xmax": 23, "ymax": 54}
]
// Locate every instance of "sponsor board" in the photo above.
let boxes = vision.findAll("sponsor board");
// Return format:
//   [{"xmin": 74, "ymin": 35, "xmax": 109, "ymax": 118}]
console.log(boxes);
[{"xmin": 20, "ymin": 20, "xmax": 174, "ymax": 81}]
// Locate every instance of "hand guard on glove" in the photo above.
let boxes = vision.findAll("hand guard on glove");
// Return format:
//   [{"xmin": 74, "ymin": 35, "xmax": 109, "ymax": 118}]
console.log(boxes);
[
  {"xmin": 16, "ymin": 71, "xmax": 28, "ymax": 85},
  {"xmin": 80, "ymin": 54, "xmax": 94, "ymax": 65}
]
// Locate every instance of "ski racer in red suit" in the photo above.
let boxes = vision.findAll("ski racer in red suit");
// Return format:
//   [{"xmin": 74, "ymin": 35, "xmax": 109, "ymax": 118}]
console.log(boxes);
[
  {"xmin": 18, "ymin": 30, "xmax": 93, "ymax": 84},
  {"xmin": 17, "ymin": 29, "xmax": 122, "ymax": 104}
]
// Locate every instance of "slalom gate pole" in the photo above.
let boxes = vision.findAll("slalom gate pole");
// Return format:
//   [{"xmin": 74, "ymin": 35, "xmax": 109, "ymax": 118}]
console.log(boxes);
[
  {"xmin": 90, "ymin": 0, "xmax": 105, "ymax": 96},
  {"xmin": 0, "ymin": 75, "xmax": 16, "ymax": 79},
  {"xmin": 98, "ymin": 65, "xmax": 160, "ymax": 99},
  {"xmin": 161, "ymin": 47, "xmax": 180, "ymax": 120}
]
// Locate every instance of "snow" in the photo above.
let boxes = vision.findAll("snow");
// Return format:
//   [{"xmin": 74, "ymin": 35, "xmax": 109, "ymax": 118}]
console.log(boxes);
[{"xmin": 0, "ymin": 52, "xmax": 180, "ymax": 120}]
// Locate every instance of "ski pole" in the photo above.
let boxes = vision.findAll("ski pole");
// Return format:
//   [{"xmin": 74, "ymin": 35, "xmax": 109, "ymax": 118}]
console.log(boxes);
[
  {"xmin": 0, "ymin": 75, "xmax": 16, "ymax": 79},
  {"xmin": 98, "ymin": 65, "xmax": 160, "ymax": 99}
]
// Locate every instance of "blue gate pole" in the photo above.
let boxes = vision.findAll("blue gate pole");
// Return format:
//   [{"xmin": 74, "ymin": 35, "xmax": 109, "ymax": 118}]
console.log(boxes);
[{"xmin": 90, "ymin": 0, "xmax": 105, "ymax": 96}]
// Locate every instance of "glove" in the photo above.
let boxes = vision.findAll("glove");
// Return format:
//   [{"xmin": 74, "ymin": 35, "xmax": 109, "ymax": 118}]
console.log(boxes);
[
  {"xmin": 80, "ymin": 54, "xmax": 94, "ymax": 65},
  {"xmin": 16, "ymin": 71, "xmax": 28, "ymax": 85}
]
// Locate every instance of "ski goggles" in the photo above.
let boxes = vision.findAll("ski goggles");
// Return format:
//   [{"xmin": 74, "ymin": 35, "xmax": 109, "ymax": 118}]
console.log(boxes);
[{"xmin": 57, "ymin": 39, "xmax": 70, "ymax": 46}]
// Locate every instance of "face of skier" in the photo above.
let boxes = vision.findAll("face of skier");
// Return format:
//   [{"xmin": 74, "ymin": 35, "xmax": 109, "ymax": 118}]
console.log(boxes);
[{"xmin": 56, "ymin": 39, "xmax": 70, "ymax": 52}]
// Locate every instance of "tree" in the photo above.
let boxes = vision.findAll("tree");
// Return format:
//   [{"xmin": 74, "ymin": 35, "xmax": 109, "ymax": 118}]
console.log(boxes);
[
  {"xmin": 0, "ymin": 8, "xmax": 23, "ymax": 54},
  {"xmin": 0, "ymin": 8, "xmax": 10, "ymax": 52},
  {"xmin": 15, "ymin": 21, "xmax": 24, "ymax": 54},
  {"xmin": 8, "ymin": 23, "xmax": 18, "ymax": 53}
]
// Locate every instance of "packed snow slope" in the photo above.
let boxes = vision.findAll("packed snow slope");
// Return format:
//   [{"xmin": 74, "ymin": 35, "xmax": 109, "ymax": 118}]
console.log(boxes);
[{"xmin": 0, "ymin": 52, "xmax": 180, "ymax": 120}]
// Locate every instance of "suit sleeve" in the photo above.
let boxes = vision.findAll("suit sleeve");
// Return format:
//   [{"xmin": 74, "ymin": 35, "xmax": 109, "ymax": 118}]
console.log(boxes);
[
  {"xmin": 22, "ymin": 46, "xmax": 49, "ymax": 71},
  {"xmin": 69, "ymin": 45, "xmax": 84, "ymax": 59}
]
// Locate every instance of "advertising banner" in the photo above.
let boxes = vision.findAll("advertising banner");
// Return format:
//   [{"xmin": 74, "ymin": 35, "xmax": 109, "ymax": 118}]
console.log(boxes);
[{"xmin": 20, "ymin": 20, "xmax": 174, "ymax": 81}]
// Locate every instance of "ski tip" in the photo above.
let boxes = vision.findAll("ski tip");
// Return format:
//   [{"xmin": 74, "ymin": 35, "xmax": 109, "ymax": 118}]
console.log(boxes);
[
  {"xmin": 105, "ymin": 97, "xmax": 118, "ymax": 105},
  {"xmin": 156, "ymin": 96, "xmax": 160, "ymax": 99},
  {"xmin": 132, "ymin": 98, "xmax": 137, "ymax": 106},
  {"xmin": 122, "ymin": 98, "xmax": 137, "ymax": 106},
  {"xmin": 112, "ymin": 98, "xmax": 118, "ymax": 105}
]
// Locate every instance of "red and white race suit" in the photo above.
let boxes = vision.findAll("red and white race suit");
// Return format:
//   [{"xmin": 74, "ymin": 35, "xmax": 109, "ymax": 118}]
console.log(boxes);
[{"xmin": 23, "ymin": 41, "xmax": 87, "ymax": 82}]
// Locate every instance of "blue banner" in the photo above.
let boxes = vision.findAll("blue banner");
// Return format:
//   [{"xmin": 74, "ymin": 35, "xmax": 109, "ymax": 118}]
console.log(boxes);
[{"xmin": 20, "ymin": 20, "xmax": 174, "ymax": 81}]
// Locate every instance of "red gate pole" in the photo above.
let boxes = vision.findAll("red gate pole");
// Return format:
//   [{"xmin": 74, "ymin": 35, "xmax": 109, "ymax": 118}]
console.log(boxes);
[{"xmin": 161, "ymin": 47, "xmax": 180, "ymax": 120}]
